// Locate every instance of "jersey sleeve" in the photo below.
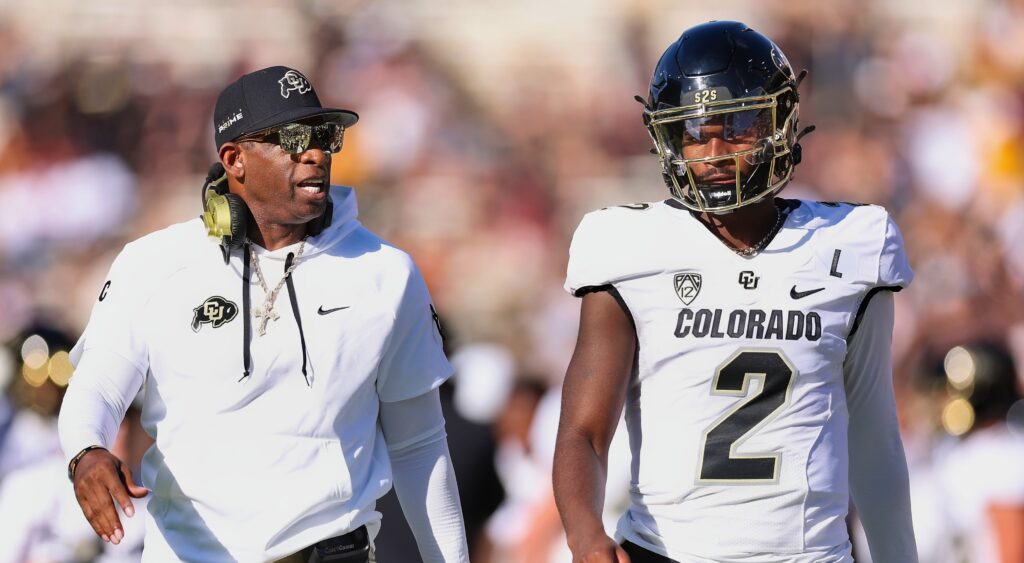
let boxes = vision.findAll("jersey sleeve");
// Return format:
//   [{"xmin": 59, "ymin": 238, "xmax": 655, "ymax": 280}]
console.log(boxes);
[
  {"xmin": 877, "ymin": 213, "xmax": 913, "ymax": 289},
  {"xmin": 565, "ymin": 205, "xmax": 668, "ymax": 297},
  {"xmin": 376, "ymin": 261, "xmax": 453, "ymax": 402},
  {"xmin": 566, "ymin": 212, "xmax": 608, "ymax": 296},
  {"xmin": 564, "ymin": 209, "xmax": 637, "ymax": 296},
  {"xmin": 61, "ymin": 244, "xmax": 151, "ymax": 462}
]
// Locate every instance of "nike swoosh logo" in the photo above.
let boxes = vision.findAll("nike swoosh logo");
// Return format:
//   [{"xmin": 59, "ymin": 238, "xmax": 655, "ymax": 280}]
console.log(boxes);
[
  {"xmin": 318, "ymin": 305, "xmax": 350, "ymax": 315},
  {"xmin": 790, "ymin": 286, "xmax": 825, "ymax": 299}
]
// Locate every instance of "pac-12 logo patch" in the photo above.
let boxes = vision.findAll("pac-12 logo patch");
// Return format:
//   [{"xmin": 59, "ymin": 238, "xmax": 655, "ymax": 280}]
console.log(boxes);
[
  {"xmin": 192, "ymin": 296, "xmax": 238, "ymax": 332},
  {"xmin": 674, "ymin": 273, "xmax": 702, "ymax": 305}
]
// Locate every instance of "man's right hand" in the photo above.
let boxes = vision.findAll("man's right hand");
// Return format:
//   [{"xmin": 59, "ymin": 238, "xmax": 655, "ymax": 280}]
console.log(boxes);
[
  {"xmin": 570, "ymin": 533, "xmax": 632, "ymax": 563},
  {"xmin": 71, "ymin": 448, "xmax": 149, "ymax": 545}
]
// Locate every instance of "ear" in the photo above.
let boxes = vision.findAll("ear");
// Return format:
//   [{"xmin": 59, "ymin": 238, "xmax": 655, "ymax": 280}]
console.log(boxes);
[{"xmin": 219, "ymin": 143, "xmax": 245, "ymax": 183}]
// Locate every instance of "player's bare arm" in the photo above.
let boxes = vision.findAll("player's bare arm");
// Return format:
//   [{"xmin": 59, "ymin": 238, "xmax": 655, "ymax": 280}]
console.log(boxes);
[
  {"xmin": 554, "ymin": 289, "xmax": 635, "ymax": 563},
  {"xmin": 70, "ymin": 447, "xmax": 148, "ymax": 545}
]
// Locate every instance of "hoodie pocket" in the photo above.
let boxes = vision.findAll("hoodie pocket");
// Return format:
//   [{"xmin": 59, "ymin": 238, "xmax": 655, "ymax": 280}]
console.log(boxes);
[{"xmin": 162, "ymin": 433, "xmax": 354, "ymax": 528}]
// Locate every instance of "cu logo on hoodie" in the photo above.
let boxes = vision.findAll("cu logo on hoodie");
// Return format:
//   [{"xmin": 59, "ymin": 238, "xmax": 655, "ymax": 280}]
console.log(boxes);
[{"xmin": 192, "ymin": 296, "xmax": 239, "ymax": 332}]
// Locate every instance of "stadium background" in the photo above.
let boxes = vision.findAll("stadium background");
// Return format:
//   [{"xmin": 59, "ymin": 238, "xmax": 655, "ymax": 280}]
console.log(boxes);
[{"xmin": 1, "ymin": 0, "xmax": 1023, "ymax": 561}]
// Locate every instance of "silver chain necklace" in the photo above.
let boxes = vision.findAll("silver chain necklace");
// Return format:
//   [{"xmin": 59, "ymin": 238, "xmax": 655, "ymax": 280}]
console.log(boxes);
[
  {"xmin": 249, "ymin": 238, "xmax": 307, "ymax": 336},
  {"xmin": 732, "ymin": 204, "xmax": 784, "ymax": 257}
]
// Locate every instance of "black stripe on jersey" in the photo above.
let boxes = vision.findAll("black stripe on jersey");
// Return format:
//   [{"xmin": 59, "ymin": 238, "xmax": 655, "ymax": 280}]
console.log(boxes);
[
  {"xmin": 664, "ymin": 198, "xmax": 689, "ymax": 212},
  {"xmin": 572, "ymin": 285, "xmax": 606, "ymax": 298},
  {"xmin": 847, "ymin": 285, "xmax": 902, "ymax": 341}
]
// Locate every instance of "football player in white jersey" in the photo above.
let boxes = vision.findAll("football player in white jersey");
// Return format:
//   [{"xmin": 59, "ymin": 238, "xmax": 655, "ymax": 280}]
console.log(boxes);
[
  {"xmin": 936, "ymin": 342, "xmax": 1024, "ymax": 563},
  {"xmin": 58, "ymin": 67, "xmax": 470, "ymax": 562},
  {"xmin": 553, "ymin": 22, "xmax": 918, "ymax": 563}
]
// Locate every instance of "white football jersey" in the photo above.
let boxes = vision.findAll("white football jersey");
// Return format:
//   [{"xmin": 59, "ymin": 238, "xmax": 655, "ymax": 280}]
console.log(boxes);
[
  {"xmin": 939, "ymin": 425, "xmax": 1024, "ymax": 563},
  {"xmin": 62, "ymin": 187, "xmax": 452, "ymax": 562},
  {"xmin": 565, "ymin": 199, "xmax": 913, "ymax": 562}
]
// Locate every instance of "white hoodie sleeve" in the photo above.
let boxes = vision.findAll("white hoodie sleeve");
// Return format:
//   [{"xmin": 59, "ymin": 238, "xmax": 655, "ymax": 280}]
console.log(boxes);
[
  {"xmin": 379, "ymin": 389, "xmax": 469, "ymax": 563},
  {"xmin": 59, "ymin": 247, "xmax": 149, "ymax": 465}
]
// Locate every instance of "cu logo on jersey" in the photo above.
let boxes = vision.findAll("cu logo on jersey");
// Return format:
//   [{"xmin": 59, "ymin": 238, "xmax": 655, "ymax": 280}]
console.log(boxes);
[
  {"xmin": 278, "ymin": 70, "xmax": 311, "ymax": 98},
  {"xmin": 674, "ymin": 273, "xmax": 702, "ymax": 305},
  {"xmin": 738, "ymin": 271, "xmax": 760, "ymax": 290},
  {"xmin": 192, "ymin": 296, "xmax": 239, "ymax": 332}
]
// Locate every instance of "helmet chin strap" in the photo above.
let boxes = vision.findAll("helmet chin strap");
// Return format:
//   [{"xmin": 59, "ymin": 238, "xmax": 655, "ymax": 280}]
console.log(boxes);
[
  {"xmin": 790, "ymin": 68, "xmax": 813, "ymax": 166},
  {"xmin": 795, "ymin": 69, "xmax": 809, "ymax": 89},
  {"xmin": 792, "ymin": 124, "xmax": 816, "ymax": 165}
]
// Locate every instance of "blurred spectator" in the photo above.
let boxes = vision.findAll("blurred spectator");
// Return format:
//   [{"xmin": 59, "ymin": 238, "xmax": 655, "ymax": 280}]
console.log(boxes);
[
  {"xmin": 479, "ymin": 377, "xmax": 549, "ymax": 562},
  {"xmin": 0, "ymin": 404, "xmax": 150, "ymax": 563},
  {"xmin": 0, "ymin": 324, "xmax": 72, "ymax": 483},
  {"xmin": 936, "ymin": 342, "xmax": 1024, "ymax": 563},
  {"xmin": 0, "ymin": 323, "xmax": 151, "ymax": 562}
]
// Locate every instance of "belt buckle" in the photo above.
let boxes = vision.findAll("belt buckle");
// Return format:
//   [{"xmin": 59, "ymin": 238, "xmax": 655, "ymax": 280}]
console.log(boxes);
[{"xmin": 307, "ymin": 526, "xmax": 370, "ymax": 563}]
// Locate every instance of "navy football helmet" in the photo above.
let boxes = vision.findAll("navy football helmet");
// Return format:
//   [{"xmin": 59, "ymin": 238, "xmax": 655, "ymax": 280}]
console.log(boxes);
[{"xmin": 641, "ymin": 21, "xmax": 811, "ymax": 213}]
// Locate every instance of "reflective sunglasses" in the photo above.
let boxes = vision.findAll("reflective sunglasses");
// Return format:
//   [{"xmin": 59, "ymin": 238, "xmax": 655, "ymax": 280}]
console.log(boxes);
[{"xmin": 236, "ymin": 121, "xmax": 345, "ymax": 154}]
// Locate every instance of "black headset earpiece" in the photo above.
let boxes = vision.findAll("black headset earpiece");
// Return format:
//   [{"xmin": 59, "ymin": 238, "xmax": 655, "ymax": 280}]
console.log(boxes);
[{"xmin": 201, "ymin": 162, "xmax": 250, "ymax": 263}]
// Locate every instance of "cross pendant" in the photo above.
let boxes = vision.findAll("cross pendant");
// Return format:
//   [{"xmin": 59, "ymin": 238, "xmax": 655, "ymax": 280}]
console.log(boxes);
[{"xmin": 253, "ymin": 303, "xmax": 280, "ymax": 336}]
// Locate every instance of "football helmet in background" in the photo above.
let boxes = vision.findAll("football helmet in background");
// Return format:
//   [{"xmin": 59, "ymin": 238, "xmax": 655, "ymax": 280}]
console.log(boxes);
[
  {"xmin": 939, "ymin": 341, "xmax": 1022, "ymax": 435},
  {"xmin": 641, "ymin": 21, "xmax": 811, "ymax": 213}
]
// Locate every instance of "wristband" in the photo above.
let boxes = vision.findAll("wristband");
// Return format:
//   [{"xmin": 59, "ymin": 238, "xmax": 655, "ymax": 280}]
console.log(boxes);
[{"xmin": 67, "ymin": 445, "xmax": 106, "ymax": 482}]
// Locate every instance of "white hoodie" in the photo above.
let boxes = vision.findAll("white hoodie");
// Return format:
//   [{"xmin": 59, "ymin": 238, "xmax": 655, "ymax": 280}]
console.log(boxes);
[{"xmin": 59, "ymin": 186, "xmax": 453, "ymax": 561}]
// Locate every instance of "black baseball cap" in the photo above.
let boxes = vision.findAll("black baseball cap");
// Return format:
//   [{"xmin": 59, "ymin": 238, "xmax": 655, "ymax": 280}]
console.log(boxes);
[{"xmin": 213, "ymin": 66, "xmax": 359, "ymax": 148}]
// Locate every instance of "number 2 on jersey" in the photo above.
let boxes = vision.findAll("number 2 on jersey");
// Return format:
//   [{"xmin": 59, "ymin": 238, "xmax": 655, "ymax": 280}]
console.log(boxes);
[{"xmin": 697, "ymin": 350, "xmax": 795, "ymax": 483}]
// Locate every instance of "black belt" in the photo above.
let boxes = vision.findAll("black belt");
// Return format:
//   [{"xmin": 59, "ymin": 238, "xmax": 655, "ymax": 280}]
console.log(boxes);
[{"xmin": 276, "ymin": 526, "xmax": 370, "ymax": 563}]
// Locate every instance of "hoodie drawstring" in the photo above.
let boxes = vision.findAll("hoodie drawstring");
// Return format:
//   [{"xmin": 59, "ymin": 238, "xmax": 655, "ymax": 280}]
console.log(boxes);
[
  {"xmin": 284, "ymin": 252, "xmax": 311, "ymax": 386},
  {"xmin": 240, "ymin": 242, "xmax": 253, "ymax": 382}
]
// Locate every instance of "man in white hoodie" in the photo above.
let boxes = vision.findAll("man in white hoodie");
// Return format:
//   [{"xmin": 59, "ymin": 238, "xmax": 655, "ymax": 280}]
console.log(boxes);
[{"xmin": 59, "ymin": 66, "xmax": 470, "ymax": 563}]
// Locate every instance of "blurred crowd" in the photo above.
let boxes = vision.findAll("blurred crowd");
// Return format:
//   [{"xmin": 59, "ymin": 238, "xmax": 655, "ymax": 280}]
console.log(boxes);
[{"xmin": 1, "ymin": 0, "xmax": 1023, "ymax": 561}]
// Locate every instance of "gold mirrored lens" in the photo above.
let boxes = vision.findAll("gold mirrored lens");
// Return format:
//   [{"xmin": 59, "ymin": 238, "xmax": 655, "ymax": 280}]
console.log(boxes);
[
  {"xmin": 277, "ymin": 124, "xmax": 313, "ymax": 154},
  {"xmin": 243, "ymin": 122, "xmax": 345, "ymax": 154},
  {"xmin": 315, "ymin": 123, "xmax": 344, "ymax": 152}
]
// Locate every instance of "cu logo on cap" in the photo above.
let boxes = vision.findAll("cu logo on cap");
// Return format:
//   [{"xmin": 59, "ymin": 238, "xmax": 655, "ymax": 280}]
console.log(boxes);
[{"xmin": 279, "ymin": 70, "xmax": 312, "ymax": 98}]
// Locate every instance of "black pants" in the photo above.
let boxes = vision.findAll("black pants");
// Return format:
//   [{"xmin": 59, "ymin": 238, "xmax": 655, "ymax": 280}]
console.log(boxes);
[{"xmin": 622, "ymin": 541, "xmax": 679, "ymax": 563}]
